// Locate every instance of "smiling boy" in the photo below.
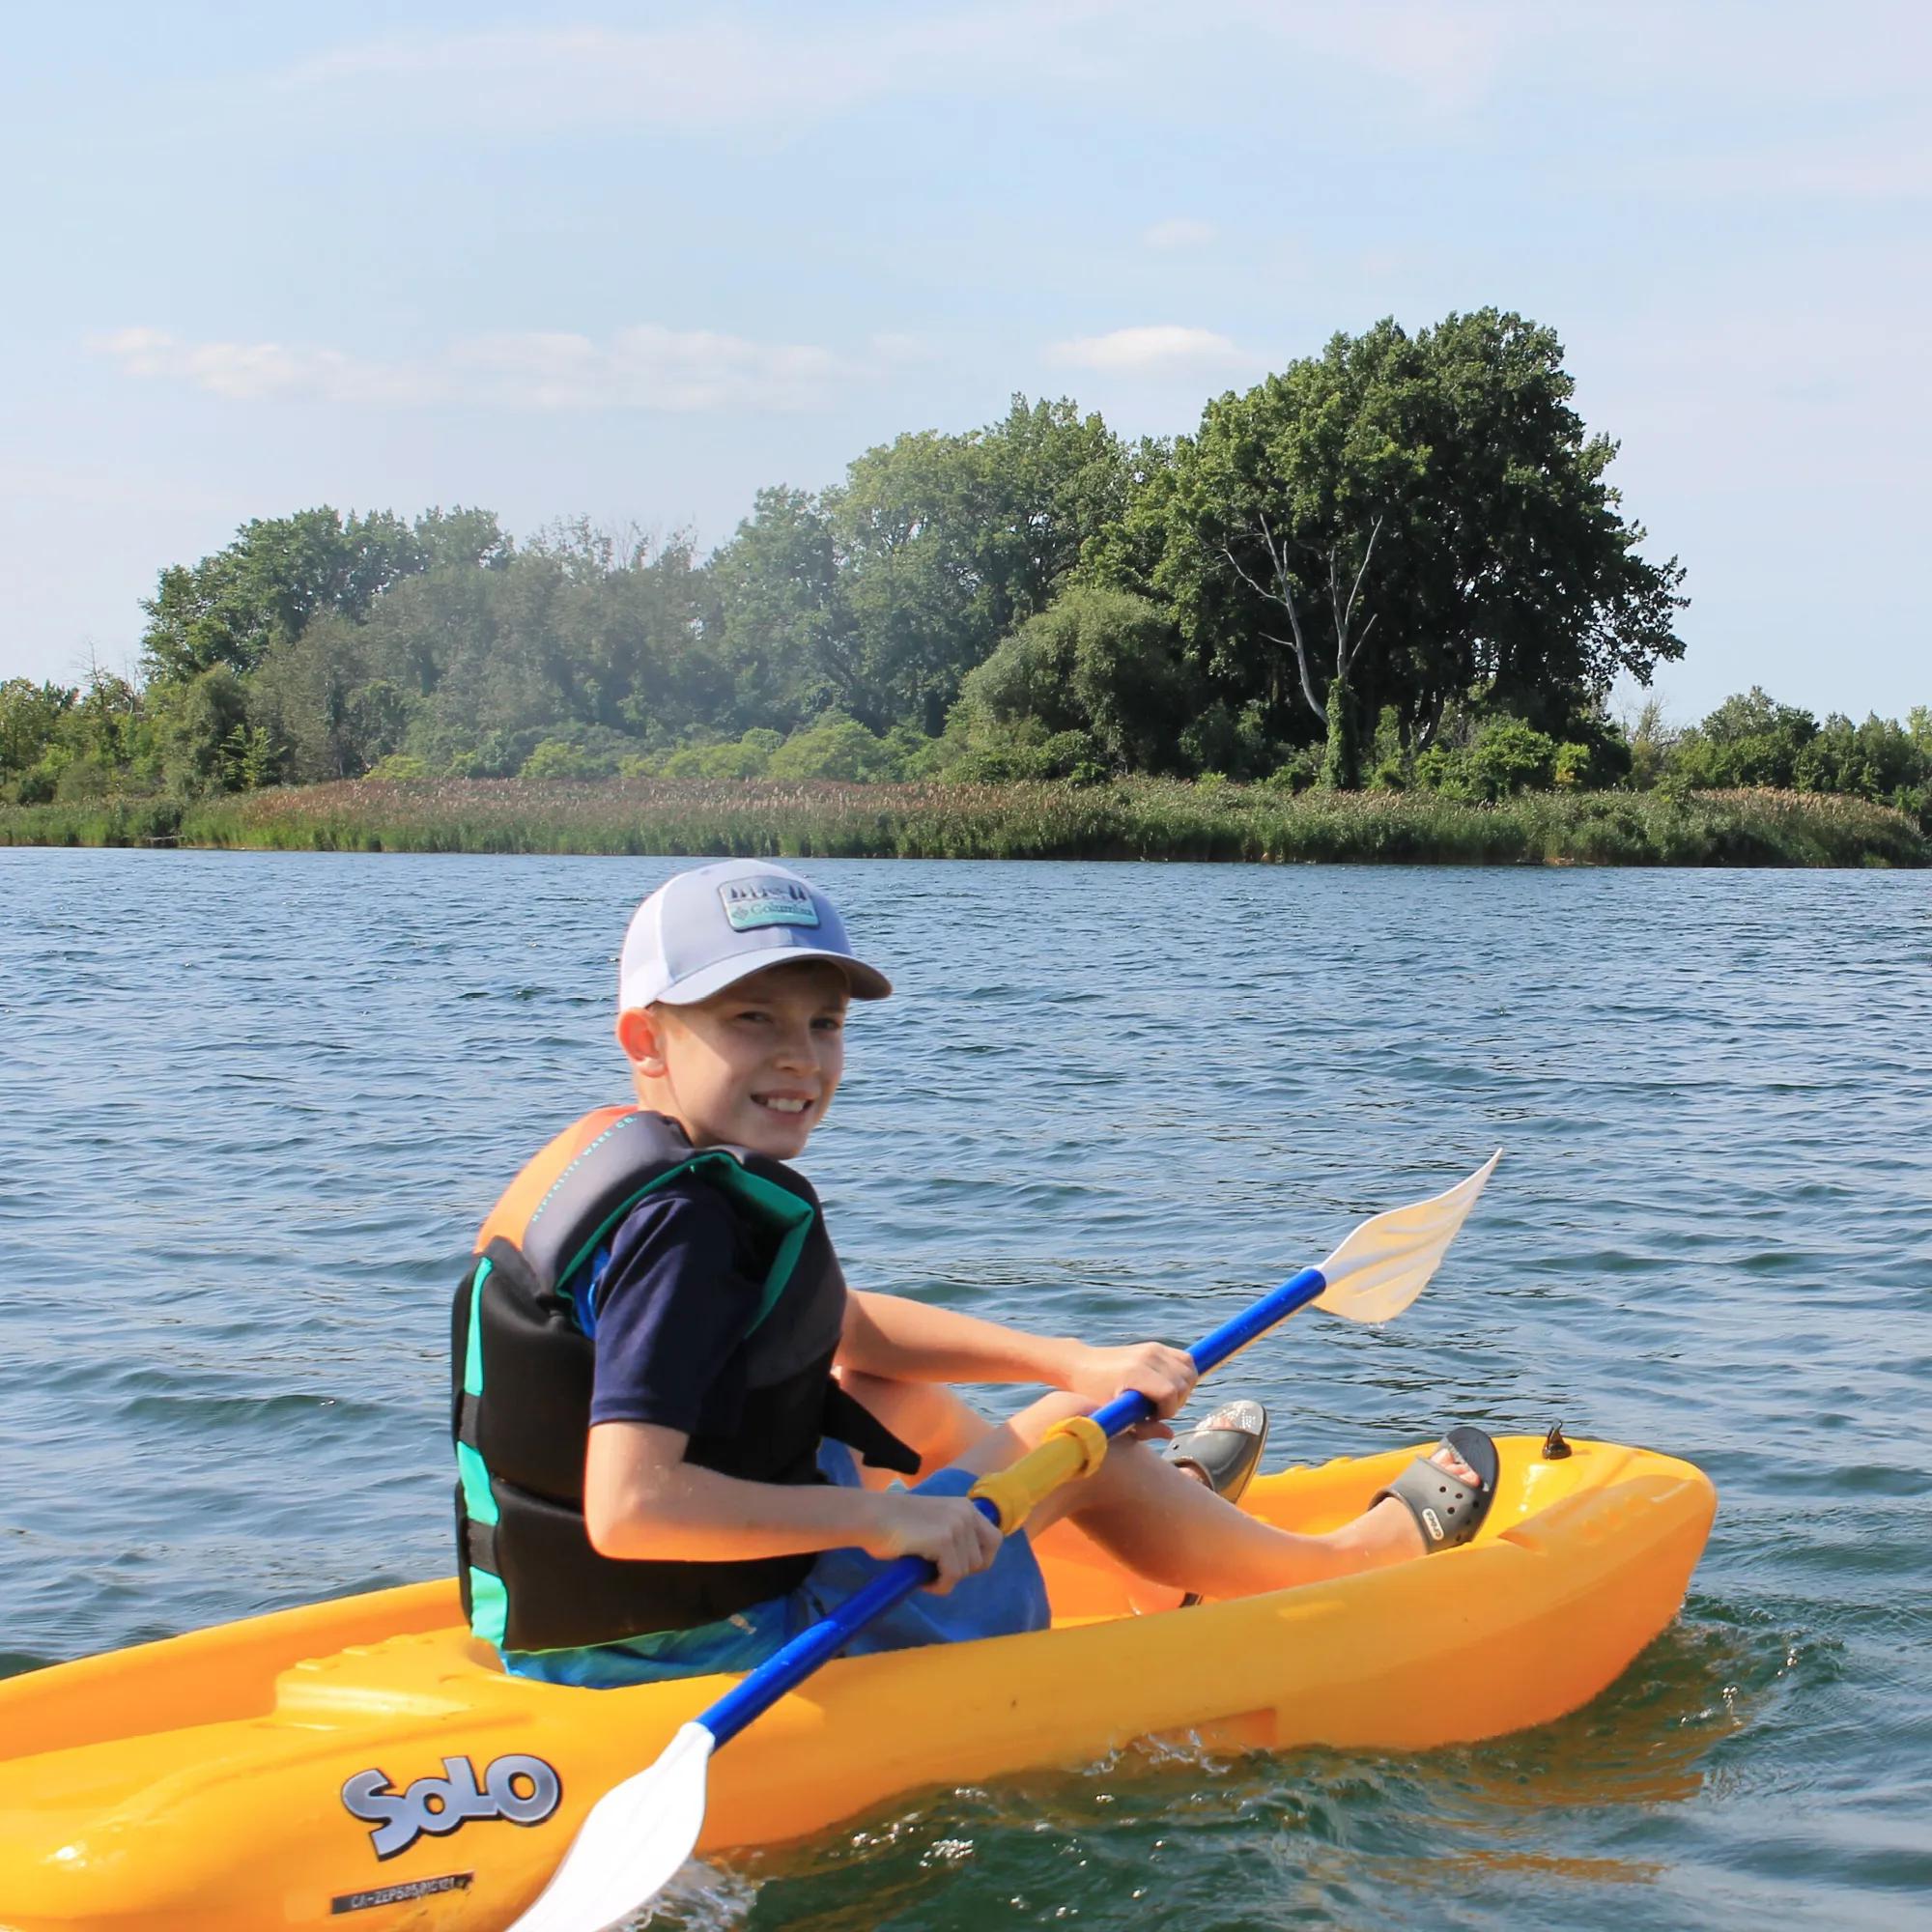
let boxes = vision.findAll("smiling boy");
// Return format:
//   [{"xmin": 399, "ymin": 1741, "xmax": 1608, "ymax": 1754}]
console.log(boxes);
[{"xmin": 451, "ymin": 860, "xmax": 1492, "ymax": 1688}]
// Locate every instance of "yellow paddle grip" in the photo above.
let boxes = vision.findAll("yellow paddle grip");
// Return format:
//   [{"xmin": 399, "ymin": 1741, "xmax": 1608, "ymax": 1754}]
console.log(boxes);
[{"xmin": 967, "ymin": 1414, "xmax": 1111, "ymax": 1534}]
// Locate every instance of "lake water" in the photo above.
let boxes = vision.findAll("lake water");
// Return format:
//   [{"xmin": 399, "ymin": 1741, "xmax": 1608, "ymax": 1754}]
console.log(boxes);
[{"xmin": 3, "ymin": 849, "xmax": 1929, "ymax": 1930}]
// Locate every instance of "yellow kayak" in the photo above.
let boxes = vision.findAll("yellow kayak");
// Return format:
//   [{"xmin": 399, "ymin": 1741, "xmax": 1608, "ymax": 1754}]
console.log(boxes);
[{"xmin": 0, "ymin": 1435, "xmax": 1714, "ymax": 1931}]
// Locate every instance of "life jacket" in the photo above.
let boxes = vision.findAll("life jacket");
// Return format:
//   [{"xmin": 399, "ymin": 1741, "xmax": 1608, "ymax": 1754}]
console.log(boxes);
[{"xmin": 452, "ymin": 1105, "xmax": 918, "ymax": 1655}]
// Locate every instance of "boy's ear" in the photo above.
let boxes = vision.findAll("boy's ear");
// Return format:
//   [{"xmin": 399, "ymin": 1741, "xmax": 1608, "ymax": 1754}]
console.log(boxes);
[{"xmin": 615, "ymin": 1006, "xmax": 668, "ymax": 1076}]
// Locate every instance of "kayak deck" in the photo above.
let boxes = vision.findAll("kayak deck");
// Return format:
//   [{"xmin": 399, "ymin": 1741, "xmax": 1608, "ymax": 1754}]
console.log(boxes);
[{"xmin": 0, "ymin": 1435, "xmax": 1715, "ymax": 1931}]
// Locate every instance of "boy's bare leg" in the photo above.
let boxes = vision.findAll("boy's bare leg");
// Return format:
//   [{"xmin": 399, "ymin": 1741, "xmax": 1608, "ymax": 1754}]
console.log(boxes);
[
  {"xmin": 960, "ymin": 1392, "xmax": 1471, "ymax": 1595},
  {"xmin": 1034, "ymin": 1476, "xmax": 1206, "ymax": 1614},
  {"xmin": 837, "ymin": 1376, "xmax": 1475, "ymax": 1597}
]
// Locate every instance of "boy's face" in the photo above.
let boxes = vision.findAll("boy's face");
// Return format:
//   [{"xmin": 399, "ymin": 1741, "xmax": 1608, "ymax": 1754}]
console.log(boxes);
[{"xmin": 617, "ymin": 959, "xmax": 850, "ymax": 1161}]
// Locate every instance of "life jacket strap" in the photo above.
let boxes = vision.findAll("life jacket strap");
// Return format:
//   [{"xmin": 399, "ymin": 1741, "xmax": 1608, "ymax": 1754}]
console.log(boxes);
[{"xmin": 822, "ymin": 1380, "xmax": 922, "ymax": 1476}]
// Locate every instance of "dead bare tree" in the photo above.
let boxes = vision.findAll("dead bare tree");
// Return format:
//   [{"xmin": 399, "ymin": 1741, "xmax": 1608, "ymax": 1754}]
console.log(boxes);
[{"xmin": 1218, "ymin": 511, "xmax": 1384, "ymax": 724}]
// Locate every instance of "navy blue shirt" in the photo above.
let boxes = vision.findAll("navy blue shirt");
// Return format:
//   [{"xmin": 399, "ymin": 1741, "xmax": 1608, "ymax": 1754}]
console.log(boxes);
[{"xmin": 585, "ymin": 1179, "xmax": 774, "ymax": 1438}]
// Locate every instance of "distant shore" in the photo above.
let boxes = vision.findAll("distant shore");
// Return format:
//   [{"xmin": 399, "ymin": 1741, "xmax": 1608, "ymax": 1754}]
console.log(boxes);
[{"xmin": 3, "ymin": 778, "xmax": 1925, "ymax": 867}]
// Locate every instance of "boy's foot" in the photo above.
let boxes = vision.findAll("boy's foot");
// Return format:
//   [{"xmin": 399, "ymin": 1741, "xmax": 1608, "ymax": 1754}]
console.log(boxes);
[
  {"xmin": 1366, "ymin": 1426, "xmax": 1499, "ymax": 1557},
  {"xmin": 1163, "ymin": 1399, "xmax": 1270, "ymax": 1504},
  {"xmin": 1164, "ymin": 1400, "xmax": 1270, "ymax": 1606}
]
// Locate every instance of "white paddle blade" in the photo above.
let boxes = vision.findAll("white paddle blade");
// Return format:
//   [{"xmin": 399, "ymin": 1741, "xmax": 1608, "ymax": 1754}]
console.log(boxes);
[
  {"xmin": 1312, "ymin": 1151, "xmax": 1501, "ymax": 1325},
  {"xmin": 507, "ymin": 1720, "xmax": 715, "ymax": 1932}
]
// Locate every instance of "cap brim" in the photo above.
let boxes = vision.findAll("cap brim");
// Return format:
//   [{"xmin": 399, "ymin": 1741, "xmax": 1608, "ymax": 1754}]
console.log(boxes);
[{"xmin": 655, "ymin": 948, "xmax": 893, "ymax": 1006}]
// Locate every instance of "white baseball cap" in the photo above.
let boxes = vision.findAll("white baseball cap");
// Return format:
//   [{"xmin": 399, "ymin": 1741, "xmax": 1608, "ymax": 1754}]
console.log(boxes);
[{"xmin": 618, "ymin": 861, "xmax": 892, "ymax": 1009}]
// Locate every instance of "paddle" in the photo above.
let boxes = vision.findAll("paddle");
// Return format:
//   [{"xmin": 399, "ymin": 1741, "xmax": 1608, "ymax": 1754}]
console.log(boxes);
[{"xmin": 508, "ymin": 1150, "xmax": 1501, "ymax": 1932}]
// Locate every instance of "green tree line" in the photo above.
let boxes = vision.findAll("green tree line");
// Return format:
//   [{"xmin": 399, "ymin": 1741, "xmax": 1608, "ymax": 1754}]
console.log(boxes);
[{"xmin": 4, "ymin": 308, "xmax": 1927, "ymax": 826}]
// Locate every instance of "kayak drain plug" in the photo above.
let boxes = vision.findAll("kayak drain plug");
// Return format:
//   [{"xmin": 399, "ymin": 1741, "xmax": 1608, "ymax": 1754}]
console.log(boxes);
[{"xmin": 1542, "ymin": 1422, "xmax": 1573, "ymax": 1461}]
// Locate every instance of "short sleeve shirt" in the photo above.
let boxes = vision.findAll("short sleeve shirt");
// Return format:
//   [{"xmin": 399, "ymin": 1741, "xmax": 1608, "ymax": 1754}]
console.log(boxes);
[{"xmin": 585, "ymin": 1178, "xmax": 773, "ymax": 1438}]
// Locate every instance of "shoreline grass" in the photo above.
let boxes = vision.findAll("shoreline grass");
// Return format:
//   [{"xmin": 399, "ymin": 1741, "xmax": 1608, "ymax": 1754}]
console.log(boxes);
[{"xmin": 1, "ymin": 778, "xmax": 1924, "ymax": 867}]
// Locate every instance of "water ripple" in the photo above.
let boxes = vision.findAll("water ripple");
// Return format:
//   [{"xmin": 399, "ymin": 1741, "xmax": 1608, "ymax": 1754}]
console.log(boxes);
[{"xmin": 3, "ymin": 849, "xmax": 1930, "ymax": 1930}]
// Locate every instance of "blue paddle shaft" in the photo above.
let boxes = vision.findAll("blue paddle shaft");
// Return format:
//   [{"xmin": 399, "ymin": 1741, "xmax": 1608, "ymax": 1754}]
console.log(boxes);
[
  {"xmin": 699, "ymin": 1264, "xmax": 1328, "ymax": 1750},
  {"xmin": 1087, "ymin": 1264, "xmax": 1328, "ymax": 1435}
]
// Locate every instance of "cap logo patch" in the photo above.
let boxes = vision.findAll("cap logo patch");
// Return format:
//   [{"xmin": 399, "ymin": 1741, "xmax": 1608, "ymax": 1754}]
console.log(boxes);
[{"xmin": 720, "ymin": 878, "xmax": 821, "ymax": 932}]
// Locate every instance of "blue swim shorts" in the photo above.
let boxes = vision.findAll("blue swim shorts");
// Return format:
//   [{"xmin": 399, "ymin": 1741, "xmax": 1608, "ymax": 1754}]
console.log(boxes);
[{"xmin": 501, "ymin": 1441, "xmax": 1051, "ymax": 1689}]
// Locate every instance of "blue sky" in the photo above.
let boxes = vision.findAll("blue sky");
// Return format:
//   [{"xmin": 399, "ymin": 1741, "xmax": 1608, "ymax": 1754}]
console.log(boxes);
[{"xmin": 3, "ymin": 1, "xmax": 1926, "ymax": 724}]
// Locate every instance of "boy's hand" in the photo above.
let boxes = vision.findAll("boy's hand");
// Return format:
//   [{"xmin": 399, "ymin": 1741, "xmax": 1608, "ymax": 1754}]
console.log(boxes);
[
  {"xmin": 1062, "ymin": 1341, "xmax": 1198, "ymax": 1421},
  {"xmin": 863, "ymin": 1492, "xmax": 1004, "ymax": 1594}
]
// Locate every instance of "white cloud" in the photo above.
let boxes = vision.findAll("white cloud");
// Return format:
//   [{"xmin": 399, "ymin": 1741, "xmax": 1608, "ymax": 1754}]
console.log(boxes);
[
  {"xmin": 452, "ymin": 327, "xmax": 844, "ymax": 412},
  {"xmin": 1141, "ymin": 218, "xmax": 1216, "ymax": 250},
  {"xmin": 91, "ymin": 328, "xmax": 425, "ymax": 405},
  {"xmin": 1045, "ymin": 325, "xmax": 1255, "ymax": 379},
  {"xmin": 90, "ymin": 325, "xmax": 853, "ymax": 413}
]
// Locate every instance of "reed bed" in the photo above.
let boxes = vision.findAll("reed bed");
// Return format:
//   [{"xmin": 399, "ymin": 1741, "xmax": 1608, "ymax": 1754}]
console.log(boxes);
[{"xmin": 1, "ymin": 779, "xmax": 1923, "ymax": 867}]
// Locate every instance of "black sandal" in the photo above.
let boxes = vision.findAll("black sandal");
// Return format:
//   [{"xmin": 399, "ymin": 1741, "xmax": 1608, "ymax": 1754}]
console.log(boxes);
[
  {"xmin": 1372, "ymin": 1424, "xmax": 1500, "ymax": 1552},
  {"xmin": 1164, "ymin": 1400, "xmax": 1269, "ymax": 1605},
  {"xmin": 1163, "ymin": 1398, "xmax": 1270, "ymax": 1503}
]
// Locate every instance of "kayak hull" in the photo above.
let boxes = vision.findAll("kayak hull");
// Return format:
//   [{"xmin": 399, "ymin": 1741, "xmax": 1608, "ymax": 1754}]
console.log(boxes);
[{"xmin": 0, "ymin": 1435, "xmax": 1715, "ymax": 1930}]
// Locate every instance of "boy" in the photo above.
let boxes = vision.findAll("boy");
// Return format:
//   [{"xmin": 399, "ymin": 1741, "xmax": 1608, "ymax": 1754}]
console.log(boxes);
[{"xmin": 452, "ymin": 861, "xmax": 1491, "ymax": 1686}]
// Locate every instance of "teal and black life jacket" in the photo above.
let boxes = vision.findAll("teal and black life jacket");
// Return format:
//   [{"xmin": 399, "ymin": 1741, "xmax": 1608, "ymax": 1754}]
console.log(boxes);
[{"xmin": 452, "ymin": 1105, "xmax": 917, "ymax": 1656}]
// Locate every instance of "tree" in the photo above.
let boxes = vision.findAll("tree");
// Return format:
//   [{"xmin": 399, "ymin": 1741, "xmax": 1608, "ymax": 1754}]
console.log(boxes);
[
  {"xmin": 1069, "ymin": 436, "xmax": 1176, "ymax": 596},
  {"xmin": 1124, "ymin": 311, "xmax": 1688, "ymax": 785},
  {"xmin": 536, "ymin": 532, "xmax": 724, "ymax": 741},
  {"xmin": 412, "ymin": 505, "xmax": 512, "ymax": 573},
  {"xmin": 975, "ymin": 395, "xmax": 1132, "ymax": 628},
  {"xmin": 137, "ymin": 505, "xmax": 499, "ymax": 686},
  {"xmin": 155, "ymin": 665, "xmax": 251, "ymax": 791},
  {"xmin": 1466, "ymin": 718, "xmax": 1558, "ymax": 799},
  {"xmin": 826, "ymin": 427, "xmax": 1001, "ymax": 733},
  {"xmin": 245, "ymin": 528, "xmax": 724, "ymax": 773},
  {"xmin": 62, "ymin": 668, "xmax": 149, "ymax": 790},
  {"xmin": 520, "ymin": 738, "xmax": 604, "ymax": 781},
  {"xmin": 1670, "ymin": 688, "xmax": 1818, "ymax": 788},
  {"xmin": 956, "ymin": 586, "xmax": 1194, "ymax": 773},
  {"xmin": 141, "ymin": 507, "xmax": 425, "ymax": 682},
  {"xmin": 247, "ymin": 611, "xmax": 384, "ymax": 781},
  {"xmin": 1662, "ymin": 690, "xmax": 1930, "ymax": 822},
  {"xmin": 0, "ymin": 668, "xmax": 156, "ymax": 801},
  {"xmin": 657, "ymin": 727, "xmax": 784, "ymax": 780},
  {"xmin": 766, "ymin": 714, "xmax": 897, "ymax": 781},
  {"xmin": 711, "ymin": 487, "xmax": 859, "ymax": 728},
  {"xmin": 1794, "ymin": 711, "xmax": 1926, "ymax": 801},
  {"xmin": 0, "ymin": 679, "xmax": 76, "ymax": 781},
  {"xmin": 825, "ymin": 396, "xmax": 1132, "ymax": 733},
  {"xmin": 142, "ymin": 508, "xmax": 342, "ymax": 681}
]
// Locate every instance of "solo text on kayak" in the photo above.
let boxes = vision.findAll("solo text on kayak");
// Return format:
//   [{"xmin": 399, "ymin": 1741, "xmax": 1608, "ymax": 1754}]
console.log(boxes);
[{"xmin": 340, "ymin": 1753, "xmax": 561, "ymax": 1859}]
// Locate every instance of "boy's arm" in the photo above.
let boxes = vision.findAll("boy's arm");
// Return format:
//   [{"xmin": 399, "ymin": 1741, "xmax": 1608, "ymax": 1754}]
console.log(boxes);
[
  {"xmin": 583, "ymin": 1420, "xmax": 999, "ymax": 1589},
  {"xmin": 839, "ymin": 1290, "xmax": 1197, "ymax": 1416}
]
